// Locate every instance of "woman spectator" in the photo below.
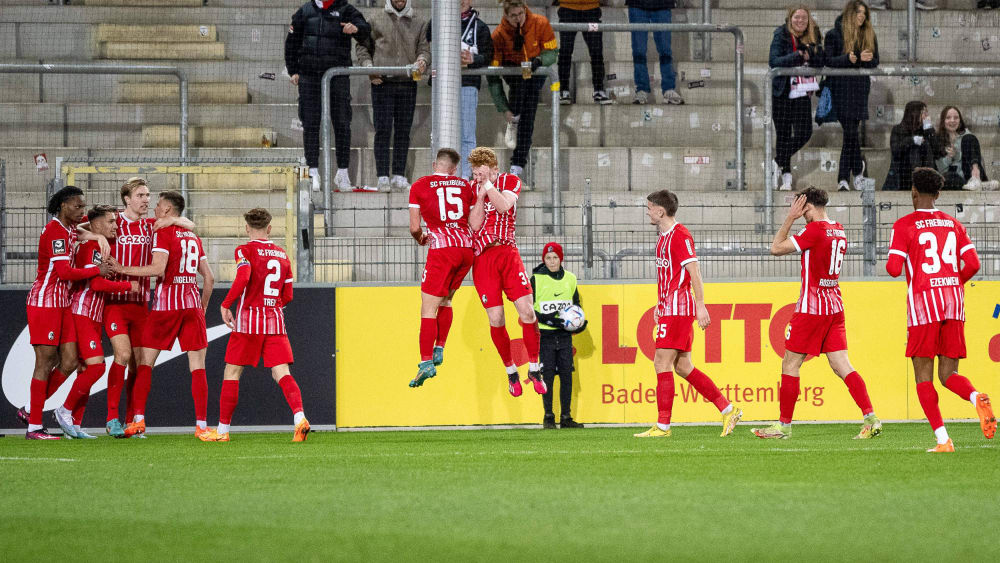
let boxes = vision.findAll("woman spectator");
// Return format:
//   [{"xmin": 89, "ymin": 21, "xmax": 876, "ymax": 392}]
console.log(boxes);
[
  {"xmin": 769, "ymin": 5, "xmax": 823, "ymax": 191},
  {"xmin": 824, "ymin": 0, "xmax": 878, "ymax": 192},
  {"xmin": 936, "ymin": 105, "xmax": 999, "ymax": 191},
  {"xmin": 883, "ymin": 101, "xmax": 939, "ymax": 191}
]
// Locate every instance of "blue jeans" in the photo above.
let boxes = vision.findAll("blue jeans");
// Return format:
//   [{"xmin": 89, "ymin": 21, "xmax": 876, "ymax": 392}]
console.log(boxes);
[
  {"xmin": 460, "ymin": 86, "xmax": 478, "ymax": 179},
  {"xmin": 628, "ymin": 7, "xmax": 676, "ymax": 93}
]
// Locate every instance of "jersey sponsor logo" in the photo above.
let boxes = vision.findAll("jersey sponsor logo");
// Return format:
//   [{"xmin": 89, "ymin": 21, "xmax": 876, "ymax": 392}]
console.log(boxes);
[
  {"xmin": 539, "ymin": 301, "xmax": 571, "ymax": 314},
  {"xmin": 2, "ymin": 323, "xmax": 232, "ymax": 411},
  {"xmin": 52, "ymin": 239, "xmax": 67, "ymax": 255},
  {"xmin": 654, "ymin": 257, "xmax": 670, "ymax": 268}
]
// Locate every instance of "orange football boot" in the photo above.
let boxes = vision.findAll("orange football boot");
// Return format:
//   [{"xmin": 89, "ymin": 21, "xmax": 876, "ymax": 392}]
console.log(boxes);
[
  {"xmin": 124, "ymin": 419, "xmax": 146, "ymax": 438},
  {"xmin": 927, "ymin": 439, "xmax": 955, "ymax": 453},
  {"xmin": 975, "ymin": 394, "xmax": 996, "ymax": 439},
  {"xmin": 292, "ymin": 418, "xmax": 310, "ymax": 442},
  {"xmin": 196, "ymin": 427, "xmax": 218, "ymax": 442}
]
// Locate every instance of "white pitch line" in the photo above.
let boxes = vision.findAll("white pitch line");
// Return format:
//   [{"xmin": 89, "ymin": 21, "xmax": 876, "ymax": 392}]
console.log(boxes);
[{"xmin": 0, "ymin": 456, "xmax": 77, "ymax": 462}]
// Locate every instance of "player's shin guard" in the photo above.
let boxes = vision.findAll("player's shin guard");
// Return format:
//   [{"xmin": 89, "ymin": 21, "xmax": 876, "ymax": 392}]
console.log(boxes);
[
  {"xmin": 131, "ymin": 365, "xmax": 153, "ymax": 417},
  {"xmin": 106, "ymin": 362, "xmax": 126, "ymax": 422},
  {"xmin": 45, "ymin": 368, "xmax": 68, "ymax": 399},
  {"xmin": 522, "ymin": 321, "xmax": 540, "ymax": 363},
  {"xmin": 843, "ymin": 371, "xmax": 874, "ymax": 416},
  {"xmin": 489, "ymin": 325, "xmax": 514, "ymax": 367},
  {"xmin": 28, "ymin": 377, "xmax": 47, "ymax": 426},
  {"xmin": 916, "ymin": 381, "xmax": 945, "ymax": 431},
  {"xmin": 779, "ymin": 374, "xmax": 800, "ymax": 424},
  {"xmin": 219, "ymin": 380, "xmax": 240, "ymax": 425},
  {"xmin": 685, "ymin": 368, "xmax": 730, "ymax": 412},
  {"xmin": 63, "ymin": 363, "xmax": 104, "ymax": 413},
  {"xmin": 656, "ymin": 371, "xmax": 675, "ymax": 424},
  {"xmin": 191, "ymin": 368, "xmax": 208, "ymax": 424},
  {"xmin": 436, "ymin": 306, "xmax": 453, "ymax": 348},
  {"xmin": 944, "ymin": 373, "xmax": 977, "ymax": 402},
  {"xmin": 278, "ymin": 375, "xmax": 304, "ymax": 414},
  {"xmin": 419, "ymin": 317, "xmax": 437, "ymax": 362}
]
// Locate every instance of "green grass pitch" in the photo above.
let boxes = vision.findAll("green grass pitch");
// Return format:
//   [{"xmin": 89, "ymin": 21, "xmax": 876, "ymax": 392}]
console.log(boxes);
[{"xmin": 2, "ymin": 423, "xmax": 998, "ymax": 561}]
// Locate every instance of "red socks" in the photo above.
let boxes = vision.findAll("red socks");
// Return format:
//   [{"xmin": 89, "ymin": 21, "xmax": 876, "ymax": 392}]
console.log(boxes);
[
  {"xmin": 219, "ymin": 380, "xmax": 240, "ymax": 425},
  {"xmin": 131, "ymin": 364, "xmax": 153, "ymax": 417},
  {"xmin": 191, "ymin": 368, "xmax": 208, "ymax": 422},
  {"xmin": 916, "ymin": 381, "xmax": 944, "ymax": 430},
  {"xmin": 944, "ymin": 373, "xmax": 976, "ymax": 402},
  {"xmin": 278, "ymin": 375, "xmax": 304, "ymax": 414},
  {"xmin": 489, "ymin": 325, "xmax": 514, "ymax": 367},
  {"xmin": 686, "ymin": 368, "xmax": 730, "ymax": 412},
  {"xmin": 436, "ymin": 306, "xmax": 453, "ymax": 348},
  {"xmin": 46, "ymin": 368, "xmax": 68, "ymax": 398},
  {"xmin": 843, "ymin": 371, "xmax": 874, "ymax": 416},
  {"xmin": 779, "ymin": 374, "xmax": 800, "ymax": 424},
  {"xmin": 656, "ymin": 371, "xmax": 674, "ymax": 424},
  {"xmin": 418, "ymin": 317, "xmax": 437, "ymax": 362},
  {"xmin": 106, "ymin": 362, "xmax": 126, "ymax": 422},
  {"xmin": 125, "ymin": 367, "xmax": 137, "ymax": 422},
  {"xmin": 28, "ymin": 377, "xmax": 47, "ymax": 426},
  {"xmin": 522, "ymin": 321, "xmax": 540, "ymax": 363},
  {"xmin": 63, "ymin": 362, "xmax": 104, "ymax": 412}
]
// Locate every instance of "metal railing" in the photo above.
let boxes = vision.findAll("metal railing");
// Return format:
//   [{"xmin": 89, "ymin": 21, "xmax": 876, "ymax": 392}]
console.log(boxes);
[{"xmin": 763, "ymin": 65, "xmax": 1000, "ymax": 233}]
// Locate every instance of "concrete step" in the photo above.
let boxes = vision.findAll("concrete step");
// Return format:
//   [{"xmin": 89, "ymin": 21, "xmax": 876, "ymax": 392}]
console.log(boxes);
[
  {"xmin": 99, "ymin": 41, "xmax": 226, "ymax": 60},
  {"xmin": 117, "ymin": 81, "xmax": 249, "ymax": 104},
  {"xmin": 142, "ymin": 125, "xmax": 276, "ymax": 147},
  {"xmin": 95, "ymin": 24, "xmax": 217, "ymax": 42},
  {"xmin": 81, "ymin": 0, "xmax": 204, "ymax": 6}
]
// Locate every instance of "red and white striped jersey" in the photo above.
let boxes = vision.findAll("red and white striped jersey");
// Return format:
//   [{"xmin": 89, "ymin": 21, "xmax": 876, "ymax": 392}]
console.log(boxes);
[
  {"xmin": 231, "ymin": 240, "xmax": 293, "ymax": 335},
  {"xmin": 69, "ymin": 240, "xmax": 114, "ymax": 322},
  {"xmin": 472, "ymin": 173, "xmax": 521, "ymax": 256},
  {"xmin": 108, "ymin": 214, "xmax": 154, "ymax": 304},
  {"xmin": 789, "ymin": 219, "xmax": 846, "ymax": 315},
  {"xmin": 151, "ymin": 225, "xmax": 206, "ymax": 312},
  {"xmin": 408, "ymin": 173, "xmax": 476, "ymax": 249},
  {"xmin": 889, "ymin": 209, "xmax": 974, "ymax": 327},
  {"xmin": 27, "ymin": 218, "xmax": 78, "ymax": 308},
  {"xmin": 655, "ymin": 223, "xmax": 698, "ymax": 317}
]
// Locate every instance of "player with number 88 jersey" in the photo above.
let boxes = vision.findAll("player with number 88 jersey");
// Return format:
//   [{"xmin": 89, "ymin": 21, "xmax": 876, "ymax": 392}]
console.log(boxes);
[{"xmin": 407, "ymin": 149, "xmax": 476, "ymax": 387}]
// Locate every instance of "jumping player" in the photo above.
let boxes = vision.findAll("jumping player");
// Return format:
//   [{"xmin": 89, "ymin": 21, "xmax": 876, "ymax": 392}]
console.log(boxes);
[
  {"xmin": 886, "ymin": 167, "xmax": 995, "ymax": 452},
  {"xmin": 113, "ymin": 191, "xmax": 215, "ymax": 439},
  {"xmin": 407, "ymin": 148, "xmax": 476, "ymax": 387},
  {"xmin": 22, "ymin": 187, "xmax": 108, "ymax": 439},
  {"xmin": 202, "ymin": 208, "xmax": 308, "ymax": 442},
  {"xmin": 753, "ymin": 187, "xmax": 881, "ymax": 440},
  {"xmin": 52, "ymin": 205, "xmax": 137, "ymax": 439},
  {"xmin": 466, "ymin": 147, "xmax": 545, "ymax": 397},
  {"xmin": 634, "ymin": 190, "xmax": 743, "ymax": 438}
]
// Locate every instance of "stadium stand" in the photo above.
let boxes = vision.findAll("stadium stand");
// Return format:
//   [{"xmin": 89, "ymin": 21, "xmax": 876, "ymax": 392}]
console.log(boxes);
[{"xmin": 1, "ymin": 0, "xmax": 997, "ymax": 284}]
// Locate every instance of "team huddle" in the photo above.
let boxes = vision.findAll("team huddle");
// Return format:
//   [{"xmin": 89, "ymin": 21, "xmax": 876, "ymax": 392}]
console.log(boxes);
[
  {"xmin": 15, "ymin": 151, "xmax": 997, "ymax": 452},
  {"xmin": 19, "ymin": 179, "xmax": 309, "ymax": 442}
]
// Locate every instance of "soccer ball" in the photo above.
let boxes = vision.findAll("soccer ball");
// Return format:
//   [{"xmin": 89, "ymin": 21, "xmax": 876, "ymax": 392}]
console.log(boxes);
[{"xmin": 561, "ymin": 305, "xmax": 585, "ymax": 331}]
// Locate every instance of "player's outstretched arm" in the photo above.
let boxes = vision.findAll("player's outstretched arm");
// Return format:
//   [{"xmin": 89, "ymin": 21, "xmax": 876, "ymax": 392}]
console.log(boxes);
[
  {"xmin": 118, "ymin": 251, "xmax": 167, "ymax": 278},
  {"xmin": 685, "ymin": 261, "xmax": 711, "ymax": 330},
  {"xmin": 76, "ymin": 224, "xmax": 111, "ymax": 258},
  {"xmin": 770, "ymin": 195, "xmax": 805, "ymax": 256},
  {"xmin": 198, "ymin": 257, "xmax": 215, "ymax": 312},
  {"xmin": 408, "ymin": 207, "xmax": 427, "ymax": 246},
  {"xmin": 153, "ymin": 215, "xmax": 195, "ymax": 232}
]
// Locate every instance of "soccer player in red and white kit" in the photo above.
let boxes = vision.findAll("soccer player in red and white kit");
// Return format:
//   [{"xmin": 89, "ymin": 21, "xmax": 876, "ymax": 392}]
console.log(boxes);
[
  {"xmin": 407, "ymin": 148, "xmax": 476, "ymax": 387},
  {"xmin": 886, "ymin": 168, "xmax": 995, "ymax": 453},
  {"xmin": 753, "ymin": 187, "xmax": 881, "ymax": 440},
  {"xmin": 113, "ymin": 191, "xmax": 215, "ymax": 439},
  {"xmin": 202, "ymin": 208, "xmax": 309, "ymax": 442},
  {"xmin": 634, "ymin": 190, "xmax": 743, "ymax": 438},
  {"xmin": 21, "ymin": 187, "xmax": 109, "ymax": 439},
  {"xmin": 96, "ymin": 177, "xmax": 194, "ymax": 435},
  {"xmin": 52, "ymin": 205, "xmax": 138, "ymax": 439},
  {"xmin": 466, "ymin": 147, "xmax": 545, "ymax": 397}
]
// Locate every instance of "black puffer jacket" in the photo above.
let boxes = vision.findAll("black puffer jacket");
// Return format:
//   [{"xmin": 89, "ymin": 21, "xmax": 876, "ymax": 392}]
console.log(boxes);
[
  {"xmin": 823, "ymin": 14, "xmax": 879, "ymax": 121},
  {"xmin": 769, "ymin": 24, "xmax": 823, "ymax": 99},
  {"xmin": 625, "ymin": 0, "xmax": 676, "ymax": 10},
  {"xmin": 285, "ymin": 0, "xmax": 371, "ymax": 76}
]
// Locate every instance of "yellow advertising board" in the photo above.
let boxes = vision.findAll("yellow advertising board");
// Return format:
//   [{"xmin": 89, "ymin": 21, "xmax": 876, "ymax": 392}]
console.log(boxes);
[{"xmin": 336, "ymin": 281, "xmax": 1000, "ymax": 428}]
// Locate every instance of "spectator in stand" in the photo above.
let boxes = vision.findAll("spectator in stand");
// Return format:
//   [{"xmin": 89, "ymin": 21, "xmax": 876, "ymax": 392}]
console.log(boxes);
[
  {"xmin": 769, "ymin": 5, "xmax": 824, "ymax": 191},
  {"xmin": 824, "ymin": 0, "xmax": 879, "ymax": 192},
  {"xmin": 556, "ymin": 0, "xmax": 611, "ymax": 105},
  {"xmin": 868, "ymin": 0, "xmax": 937, "ymax": 11},
  {"xmin": 427, "ymin": 0, "xmax": 494, "ymax": 179},
  {"xmin": 285, "ymin": 0, "xmax": 370, "ymax": 192},
  {"xmin": 977, "ymin": 0, "xmax": 1000, "ymax": 9},
  {"xmin": 487, "ymin": 0, "xmax": 558, "ymax": 178},
  {"xmin": 357, "ymin": 0, "xmax": 430, "ymax": 192},
  {"xmin": 883, "ymin": 101, "xmax": 940, "ymax": 191},
  {"xmin": 627, "ymin": 0, "xmax": 683, "ymax": 105},
  {"xmin": 935, "ymin": 105, "xmax": 999, "ymax": 191}
]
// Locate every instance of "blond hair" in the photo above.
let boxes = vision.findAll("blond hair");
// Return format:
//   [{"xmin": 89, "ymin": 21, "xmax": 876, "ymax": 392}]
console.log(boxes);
[
  {"xmin": 840, "ymin": 0, "xmax": 876, "ymax": 54},
  {"xmin": 785, "ymin": 5, "xmax": 821, "ymax": 46},
  {"xmin": 120, "ymin": 176, "xmax": 148, "ymax": 205},
  {"xmin": 468, "ymin": 147, "xmax": 499, "ymax": 169}
]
